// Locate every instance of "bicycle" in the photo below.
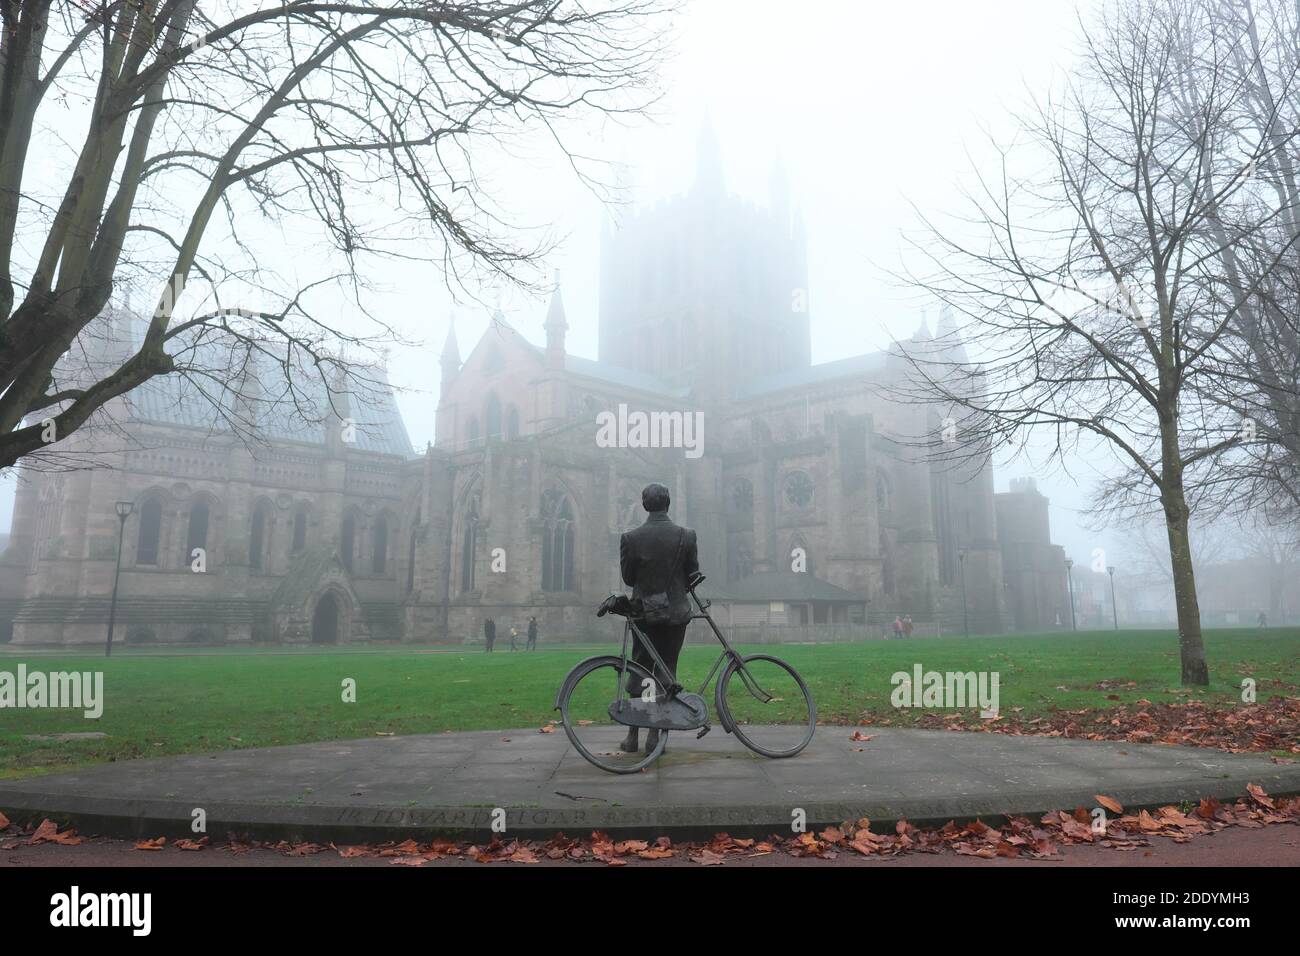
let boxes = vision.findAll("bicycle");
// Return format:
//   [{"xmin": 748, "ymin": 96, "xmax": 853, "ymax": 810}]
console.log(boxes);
[{"xmin": 553, "ymin": 572, "xmax": 816, "ymax": 774}]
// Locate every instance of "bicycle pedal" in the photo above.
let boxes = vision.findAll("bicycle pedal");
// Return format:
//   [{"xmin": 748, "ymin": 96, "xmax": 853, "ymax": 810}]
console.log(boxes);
[{"xmin": 696, "ymin": 725, "xmax": 710, "ymax": 740}]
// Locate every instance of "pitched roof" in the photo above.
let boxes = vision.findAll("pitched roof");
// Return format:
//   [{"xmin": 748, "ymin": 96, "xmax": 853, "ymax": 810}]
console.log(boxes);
[
  {"xmin": 562, "ymin": 354, "xmax": 691, "ymax": 399},
  {"xmin": 502, "ymin": 327, "xmax": 689, "ymax": 398},
  {"xmin": 118, "ymin": 314, "xmax": 414, "ymax": 458},
  {"xmin": 708, "ymin": 571, "xmax": 866, "ymax": 603},
  {"xmin": 128, "ymin": 366, "xmax": 414, "ymax": 457},
  {"xmin": 735, "ymin": 351, "xmax": 888, "ymax": 400}
]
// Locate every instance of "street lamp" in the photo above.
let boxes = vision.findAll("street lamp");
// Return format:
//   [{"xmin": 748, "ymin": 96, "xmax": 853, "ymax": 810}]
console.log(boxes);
[
  {"xmin": 106, "ymin": 500, "xmax": 133, "ymax": 657},
  {"xmin": 1064, "ymin": 558, "xmax": 1077, "ymax": 632},
  {"xmin": 958, "ymin": 549, "xmax": 969, "ymax": 638},
  {"xmin": 1107, "ymin": 565, "xmax": 1118, "ymax": 631}
]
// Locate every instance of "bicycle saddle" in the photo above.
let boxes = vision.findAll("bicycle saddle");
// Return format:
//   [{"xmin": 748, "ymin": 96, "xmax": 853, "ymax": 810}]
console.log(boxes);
[{"xmin": 596, "ymin": 593, "xmax": 643, "ymax": 618}]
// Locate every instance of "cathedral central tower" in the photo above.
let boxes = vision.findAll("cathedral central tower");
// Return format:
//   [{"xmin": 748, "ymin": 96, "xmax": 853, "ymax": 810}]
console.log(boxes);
[{"xmin": 597, "ymin": 120, "xmax": 811, "ymax": 403}]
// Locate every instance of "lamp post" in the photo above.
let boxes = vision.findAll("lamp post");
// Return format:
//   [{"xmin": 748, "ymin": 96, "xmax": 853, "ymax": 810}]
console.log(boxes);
[
  {"xmin": 1064, "ymin": 558, "xmax": 1077, "ymax": 632},
  {"xmin": 1107, "ymin": 565, "xmax": 1118, "ymax": 631},
  {"xmin": 106, "ymin": 500, "xmax": 133, "ymax": 657},
  {"xmin": 958, "ymin": 549, "xmax": 969, "ymax": 637}
]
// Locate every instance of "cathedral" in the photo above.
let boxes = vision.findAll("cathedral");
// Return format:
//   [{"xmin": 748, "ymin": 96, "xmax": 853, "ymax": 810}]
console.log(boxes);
[{"xmin": 0, "ymin": 129, "xmax": 1069, "ymax": 646}]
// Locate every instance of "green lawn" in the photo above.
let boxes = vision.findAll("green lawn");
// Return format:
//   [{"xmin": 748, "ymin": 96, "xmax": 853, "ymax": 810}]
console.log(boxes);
[{"xmin": 0, "ymin": 628, "xmax": 1296, "ymax": 780}]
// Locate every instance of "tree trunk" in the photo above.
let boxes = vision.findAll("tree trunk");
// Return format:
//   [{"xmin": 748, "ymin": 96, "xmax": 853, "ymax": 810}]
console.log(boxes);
[{"xmin": 1163, "ymin": 482, "xmax": 1210, "ymax": 685}]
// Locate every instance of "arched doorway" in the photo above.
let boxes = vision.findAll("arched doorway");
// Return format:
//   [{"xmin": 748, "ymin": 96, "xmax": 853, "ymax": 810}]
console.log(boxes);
[{"xmin": 312, "ymin": 592, "xmax": 341, "ymax": 644}]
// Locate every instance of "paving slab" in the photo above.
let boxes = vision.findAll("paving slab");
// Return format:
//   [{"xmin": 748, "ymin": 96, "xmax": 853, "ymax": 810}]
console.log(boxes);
[{"xmin": 0, "ymin": 727, "xmax": 1296, "ymax": 842}]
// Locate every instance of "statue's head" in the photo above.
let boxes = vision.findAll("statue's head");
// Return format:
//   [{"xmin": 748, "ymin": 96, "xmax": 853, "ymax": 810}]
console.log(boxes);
[{"xmin": 641, "ymin": 482, "xmax": 671, "ymax": 514}]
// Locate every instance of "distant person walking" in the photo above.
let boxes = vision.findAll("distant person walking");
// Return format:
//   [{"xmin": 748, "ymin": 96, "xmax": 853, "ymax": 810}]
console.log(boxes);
[
  {"xmin": 509, "ymin": 624, "xmax": 520, "ymax": 651},
  {"xmin": 1258, "ymin": 610, "xmax": 1268, "ymax": 629},
  {"xmin": 483, "ymin": 617, "xmax": 496, "ymax": 653},
  {"xmin": 526, "ymin": 616, "xmax": 538, "ymax": 651},
  {"xmin": 892, "ymin": 616, "xmax": 903, "ymax": 639},
  {"xmin": 903, "ymin": 615, "xmax": 914, "ymax": 638}
]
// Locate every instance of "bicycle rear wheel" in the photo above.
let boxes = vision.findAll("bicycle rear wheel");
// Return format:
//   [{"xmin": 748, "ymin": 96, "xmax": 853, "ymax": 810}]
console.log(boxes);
[
  {"xmin": 716, "ymin": 653, "xmax": 815, "ymax": 758},
  {"xmin": 557, "ymin": 656, "xmax": 667, "ymax": 774}
]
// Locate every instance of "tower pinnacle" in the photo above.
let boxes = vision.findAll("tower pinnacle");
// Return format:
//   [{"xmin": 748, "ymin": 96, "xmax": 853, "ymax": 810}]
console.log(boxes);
[
  {"xmin": 694, "ymin": 113, "xmax": 724, "ymax": 194},
  {"xmin": 439, "ymin": 316, "xmax": 460, "ymax": 399}
]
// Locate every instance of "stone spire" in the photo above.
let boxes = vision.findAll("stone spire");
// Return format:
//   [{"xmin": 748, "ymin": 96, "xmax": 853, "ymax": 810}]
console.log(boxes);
[
  {"xmin": 935, "ymin": 305, "xmax": 969, "ymax": 364},
  {"xmin": 912, "ymin": 310, "xmax": 933, "ymax": 342},
  {"xmin": 489, "ymin": 290, "xmax": 511, "ymax": 330},
  {"xmin": 439, "ymin": 316, "xmax": 460, "ymax": 399},
  {"xmin": 694, "ymin": 112, "xmax": 724, "ymax": 195}
]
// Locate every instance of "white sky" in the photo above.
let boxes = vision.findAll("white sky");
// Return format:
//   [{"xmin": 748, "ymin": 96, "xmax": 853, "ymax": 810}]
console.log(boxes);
[{"xmin": 3, "ymin": 0, "xmax": 1131, "ymax": 571}]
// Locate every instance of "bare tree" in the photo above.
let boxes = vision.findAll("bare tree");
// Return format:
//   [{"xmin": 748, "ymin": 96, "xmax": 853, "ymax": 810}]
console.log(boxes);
[
  {"xmin": 1122, "ymin": 513, "xmax": 1233, "ymax": 585},
  {"xmin": 1173, "ymin": 0, "xmax": 1300, "ymax": 523},
  {"xmin": 892, "ymin": 0, "xmax": 1300, "ymax": 684},
  {"xmin": 1127, "ymin": 510, "xmax": 1299, "ymax": 622},
  {"xmin": 0, "ymin": 0, "xmax": 672, "ymax": 468},
  {"xmin": 1237, "ymin": 516, "xmax": 1300, "ymax": 620}
]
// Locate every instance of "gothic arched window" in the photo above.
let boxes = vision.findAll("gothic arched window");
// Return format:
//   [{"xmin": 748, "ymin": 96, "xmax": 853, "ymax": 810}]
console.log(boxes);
[
  {"xmin": 136, "ymin": 495, "xmax": 163, "ymax": 566},
  {"xmin": 32, "ymin": 478, "xmax": 63, "ymax": 571},
  {"xmin": 372, "ymin": 513, "xmax": 389, "ymax": 574},
  {"xmin": 783, "ymin": 471, "xmax": 815, "ymax": 510},
  {"xmin": 466, "ymin": 415, "xmax": 480, "ymax": 447},
  {"xmin": 186, "ymin": 500, "xmax": 210, "ymax": 565},
  {"xmin": 876, "ymin": 473, "xmax": 892, "ymax": 514},
  {"xmin": 729, "ymin": 540, "xmax": 753, "ymax": 583},
  {"xmin": 541, "ymin": 488, "xmax": 575, "ymax": 592},
  {"xmin": 291, "ymin": 507, "xmax": 308, "ymax": 553},
  {"xmin": 730, "ymin": 478, "xmax": 754, "ymax": 513},
  {"xmin": 407, "ymin": 509, "xmax": 420, "ymax": 594},
  {"xmin": 340, "ymin": 513, "xmax": 356, "ymax": 572},
  {"xmin": 460, "ymin": 491, "xmax": 480, "ymax": 593},
  {"xmin": 881, "ymin": 540, "xmax": 896, "ymax": 596},
  {"xmin": 506, "ymin": 405, "xmax": 520, "ymax": 440},
  {"xmin": 249, "ymin": 499, "xmax": 273, "ymax": 571},
  {"xmin": 616, "ymin": 493, "xmax": 641, "ymax": 532},
  {"xmin": 485, "ymin": 393, "xmax": 502, "ymax": 440}
]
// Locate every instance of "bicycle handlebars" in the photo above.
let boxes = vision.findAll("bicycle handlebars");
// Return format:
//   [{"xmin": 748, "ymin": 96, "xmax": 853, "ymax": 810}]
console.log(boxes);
[{"xmin": 596, "ymin": 572, "xmax": 707, "ymax": 619}]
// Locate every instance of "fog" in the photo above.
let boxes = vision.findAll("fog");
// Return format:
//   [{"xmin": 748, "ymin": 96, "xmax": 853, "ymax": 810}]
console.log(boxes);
[{"xmin": 2, "ymin": 0, "xmax": 1129, "ymax": 570}]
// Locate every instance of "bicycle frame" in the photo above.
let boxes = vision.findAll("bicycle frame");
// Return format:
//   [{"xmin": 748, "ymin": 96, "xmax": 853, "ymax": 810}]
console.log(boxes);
[
  {"xmin": 613, "ymin": 587, "xmax": 774, "ymax": 710},
  {"xmin": 559, "ymin": 581, "xmax": 816, "ymax": 771}
]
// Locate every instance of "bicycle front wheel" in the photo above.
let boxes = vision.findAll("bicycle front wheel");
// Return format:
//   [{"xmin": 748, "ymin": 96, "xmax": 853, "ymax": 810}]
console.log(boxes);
[
  {"xmin": 716, "ymin": 654, "xmax": 816, "ymax": 758},
  {"xmin": 557, "ymin": 656, "xmax": 667, "ymax": 774}
]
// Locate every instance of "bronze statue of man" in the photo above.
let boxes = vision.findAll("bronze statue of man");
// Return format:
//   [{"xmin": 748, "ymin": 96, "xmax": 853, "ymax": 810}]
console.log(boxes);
[{"xmin": 618, "ymin": 482, "xmax": 699, "ymax": 754}]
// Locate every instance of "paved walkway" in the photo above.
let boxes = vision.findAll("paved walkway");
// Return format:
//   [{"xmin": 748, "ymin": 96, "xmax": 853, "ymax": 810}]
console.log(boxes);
[{"xmin": 2, "ymin": 728, "xmax": 1297, "ymax": 842}]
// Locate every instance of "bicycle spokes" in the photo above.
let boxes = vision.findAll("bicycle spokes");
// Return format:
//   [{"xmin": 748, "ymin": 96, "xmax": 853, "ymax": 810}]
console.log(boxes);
[
  {"xmin": 717, "ymin": 654, "xmax": 815, "ymax": 758},
  {"xmin": 729, "ymin": 658, "xmax": 775, "ymax": 703},
  {"xmin": 559, "ymin": 657, "xmax": 665, "ymax": 773}
]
